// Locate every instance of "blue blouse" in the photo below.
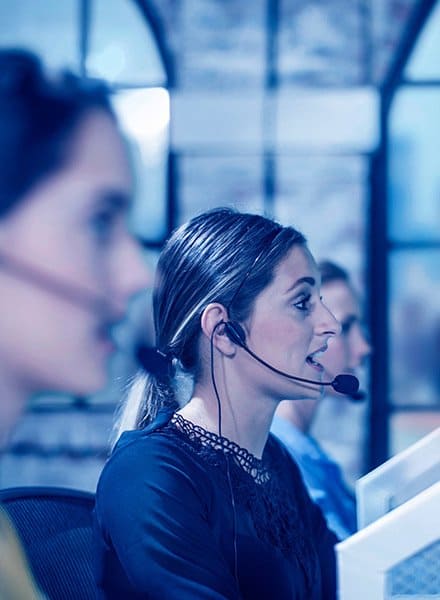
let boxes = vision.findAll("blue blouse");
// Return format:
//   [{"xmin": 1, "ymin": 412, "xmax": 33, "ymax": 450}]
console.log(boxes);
[{"xmin": 94, "ymin": 411, "xmax": 337, "ymax": 599}]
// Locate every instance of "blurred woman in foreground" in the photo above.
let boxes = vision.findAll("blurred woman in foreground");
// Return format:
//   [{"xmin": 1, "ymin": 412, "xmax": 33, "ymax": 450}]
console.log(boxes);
[{"xmin": 0, "ymin": 48, "xmax": 148, "ymax": 598}]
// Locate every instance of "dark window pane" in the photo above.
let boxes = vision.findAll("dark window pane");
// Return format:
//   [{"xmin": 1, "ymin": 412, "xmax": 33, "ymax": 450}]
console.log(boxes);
[
  {"xmin": 389, "ymin": 251, "xmax": 440, "ymax": 406},
  {"xmin": 388, "ymin": 88, "xmax": 440, "ymax": 242}
]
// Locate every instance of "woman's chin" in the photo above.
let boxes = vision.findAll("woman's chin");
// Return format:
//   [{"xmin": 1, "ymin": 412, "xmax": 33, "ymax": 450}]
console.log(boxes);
[
  {"xmin": 282, "ymin": 382, "xmax": 324, "ymax": 402},
  {"xmin": 300, "ymin": 383, "xmax": 324, "ymax": 401}
]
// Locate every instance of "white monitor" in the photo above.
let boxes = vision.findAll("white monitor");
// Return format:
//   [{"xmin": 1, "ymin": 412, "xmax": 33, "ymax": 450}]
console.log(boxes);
[
  {"xmin": 356, "ymin": 427, "xmax": 440, "ymax": 530},
  {"xmin": 337, "ymin": 480, "xmax": 440, "ymax": 599}
]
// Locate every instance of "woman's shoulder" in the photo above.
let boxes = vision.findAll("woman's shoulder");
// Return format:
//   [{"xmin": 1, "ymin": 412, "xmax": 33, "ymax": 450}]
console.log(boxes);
[
  {"xmin": 95, "ymin": 412, "xmax": 222, "ymax": 543},
  {"xmin": 96, "ymin": 412, "xmax": 214, "ymax": 507},
  {"xmin": 101, "ymin": 413, "xmax": 198, "ymax": 477}
]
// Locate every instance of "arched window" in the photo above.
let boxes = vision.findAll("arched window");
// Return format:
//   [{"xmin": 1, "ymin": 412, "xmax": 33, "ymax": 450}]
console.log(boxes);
[
  {"xmin": 0, "ymin": 0, "xmax": 170, "ymax": 244},
  {"xmin": 370, "ymin": 0, "xmax": 440, "ymax": 466}
]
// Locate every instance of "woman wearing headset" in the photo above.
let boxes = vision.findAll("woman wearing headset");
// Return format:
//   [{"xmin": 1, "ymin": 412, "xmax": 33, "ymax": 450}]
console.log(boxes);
[{"xmin": 96, "ymin": 208, "xmax": 341, "ymax": 599}]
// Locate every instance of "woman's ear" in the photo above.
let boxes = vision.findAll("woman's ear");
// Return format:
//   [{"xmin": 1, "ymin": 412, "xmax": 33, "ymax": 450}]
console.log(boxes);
[{"xmin": 200, "ymin": 303, "xmax": 237, "ymax": 357}]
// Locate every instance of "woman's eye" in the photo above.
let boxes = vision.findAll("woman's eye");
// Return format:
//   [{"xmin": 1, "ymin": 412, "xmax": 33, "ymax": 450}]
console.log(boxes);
[
  {"xmin": 341, "ymin": 319, "xmax": 354, "ymax": 335},
  {"xmin": 91, "ymin": 210, "xmax": 117, "ymax": 242},
  {"xmin": 294, "ymin": 295, "xmax": 312, "ymax": 312}
]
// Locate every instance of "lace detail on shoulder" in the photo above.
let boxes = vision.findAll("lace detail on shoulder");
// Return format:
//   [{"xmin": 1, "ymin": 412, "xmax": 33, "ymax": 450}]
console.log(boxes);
[{"xmin": 170, "ymin": 413, "xmax": 270, "ymax": 484}]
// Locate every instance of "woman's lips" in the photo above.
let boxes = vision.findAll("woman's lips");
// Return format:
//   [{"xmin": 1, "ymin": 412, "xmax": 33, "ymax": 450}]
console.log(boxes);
[
  {"xmin": 306, "ymin": 355, "xmax": 324, "ymax": 372},
  {"xmin": 305, "ymin": 345, "xmax": 328, "ymax": 372}
]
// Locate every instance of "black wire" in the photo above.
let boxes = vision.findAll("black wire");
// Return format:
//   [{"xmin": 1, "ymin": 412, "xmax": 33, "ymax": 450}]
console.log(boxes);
[
  {"xmin": 210, "ymin": 323, "xmax": 224, "ymax": 439},
  {"xmin": 210, "ymin": 323, "xmax": 239, "ymax": 585},
  {"xmin": 241, "ymin": 343, "xmax": 333, "ymax": 387}
]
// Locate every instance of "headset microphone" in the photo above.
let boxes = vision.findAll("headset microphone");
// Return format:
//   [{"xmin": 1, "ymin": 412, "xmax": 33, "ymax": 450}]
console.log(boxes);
[{"xmin": 223, "ymin": 320, "xmax": 360, "ymax": 397}]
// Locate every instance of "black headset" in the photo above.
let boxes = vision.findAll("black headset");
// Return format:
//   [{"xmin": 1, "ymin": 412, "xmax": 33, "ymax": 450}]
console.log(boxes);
[{"xmin": 222, "ymin": 320, "xmax": 360, "ymax": 397}]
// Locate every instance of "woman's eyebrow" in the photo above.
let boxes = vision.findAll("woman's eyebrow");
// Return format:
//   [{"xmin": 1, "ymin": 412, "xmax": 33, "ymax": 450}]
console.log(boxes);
[
  {"xmin": 92, "ymin": 190, "xmax": 131, "ymax": 215},
  {"xmin": 285, "ymin": 276, "xmax": 316, "ymax": 293}
]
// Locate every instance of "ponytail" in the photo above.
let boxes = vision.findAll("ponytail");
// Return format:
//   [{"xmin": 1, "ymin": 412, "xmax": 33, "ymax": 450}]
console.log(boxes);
[{"xmin": 111, "ymin": 368, "xmax": 178, "ymax": 449}]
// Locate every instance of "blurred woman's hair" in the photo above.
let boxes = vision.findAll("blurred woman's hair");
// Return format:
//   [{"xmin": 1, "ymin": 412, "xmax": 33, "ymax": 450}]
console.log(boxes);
[
  {"xmin": 318, "ymin": 260, "xmax": 349, "ymax": 286},
  {"xmin": 0, "ymin": 48, "xmax": 113, "ymax": 217},
  {"xmin": 114, "ymin": 208, "xmax": 307, "ymax": 443}
]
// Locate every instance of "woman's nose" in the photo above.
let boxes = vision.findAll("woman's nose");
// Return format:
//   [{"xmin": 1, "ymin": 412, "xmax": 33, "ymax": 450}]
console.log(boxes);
[
  {"xmin": 316, "ymin": 300, "xmax": 341, "ymax": 338},
  {"xmin": 115, "ymin": 238, "xmax": 153, "ymax": 303},
  {"xmin": 350, "ymin": 324, "xmax": 372, "ymax": 368}
]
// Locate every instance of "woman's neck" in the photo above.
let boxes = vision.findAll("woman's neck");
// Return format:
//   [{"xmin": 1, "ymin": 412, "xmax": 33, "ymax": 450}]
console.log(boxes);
[
  {"xmin": 178, "ymin": 383, "xmax": 277, "ymax": 459},
  {"xmin": 275, "ymin": 398, "xmax": 319, "ymax": 434}
]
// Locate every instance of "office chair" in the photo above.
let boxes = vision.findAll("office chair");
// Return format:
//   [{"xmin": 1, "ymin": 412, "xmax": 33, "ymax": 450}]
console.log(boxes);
[{"xmin": 0, "ymin": 486, "xmax": 97, "ymax": 600}]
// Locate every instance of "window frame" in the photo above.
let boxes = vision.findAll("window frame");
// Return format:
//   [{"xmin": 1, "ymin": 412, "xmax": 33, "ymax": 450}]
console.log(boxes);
[{"xmin": 368, "ymin": 0, "xmax": 440, "ymax": 469}]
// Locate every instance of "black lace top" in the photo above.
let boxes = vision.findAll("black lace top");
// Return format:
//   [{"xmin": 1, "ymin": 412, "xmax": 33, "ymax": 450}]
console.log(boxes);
[
  {"xmin": 170, "ymin": 413, "xmax": 271, "ymax": 483},
  {"xmin": 95, "ymin": 411, "xmax": 337, "ymax": 600}
]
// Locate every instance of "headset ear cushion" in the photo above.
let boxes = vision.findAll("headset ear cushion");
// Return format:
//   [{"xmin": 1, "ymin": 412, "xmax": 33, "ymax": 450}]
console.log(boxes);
[{"xmin": 224, "ymin": 321, "xmax": 246, "ymax": 346}]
